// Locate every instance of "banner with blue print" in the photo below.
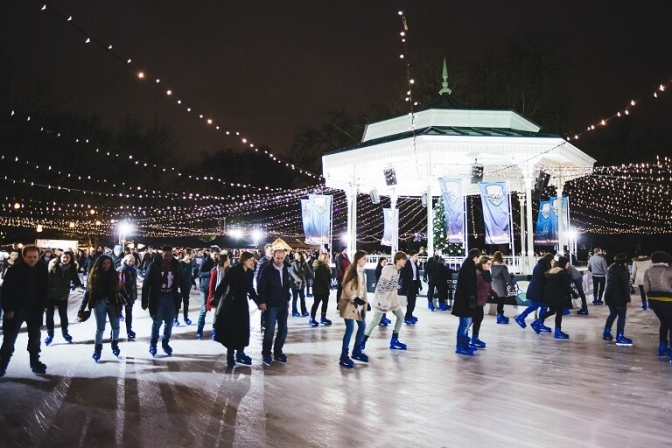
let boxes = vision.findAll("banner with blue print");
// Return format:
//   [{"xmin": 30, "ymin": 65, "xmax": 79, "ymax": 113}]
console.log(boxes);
[
  {"xmin": 438, "ymin": 177, "xmax": 465, "ymax": 243},
  {"xmin": 478, "ymin": 182, "xmax": 511, "ymax": 244},
  {"xmin": 534, "ymin": 197, "xmax": 569, "ymax": 244},
  {"xmin": 301, "ymin": 195, "xmax": 332, "ymax": 245},
  {"xmin": 381, "ymin": 208, "xmax": 398, "ymax": 247}
]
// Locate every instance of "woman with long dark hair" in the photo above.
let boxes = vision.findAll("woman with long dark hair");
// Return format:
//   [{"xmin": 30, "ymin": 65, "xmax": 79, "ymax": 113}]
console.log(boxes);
[
  {"xmin": 309, "ymin": 252, "xmax": 333, "ymax": 327},
  {"xmin": 78, "ymin": 255, "xmax": 123, "ymax": 362},
  {"xmin": 338, "ymin": 250, "xmax": 369, "ymax": 368},
  {"xmin": 212, "ymin": 251, "xmax": 259, "ymax": 368},
  {"xmin": 46, "ymin": 250, "xmax": 83, "ymax": 345},
  {"xmin": 118, "ymin": 254, "xmax": 138, "ymax": 339}
]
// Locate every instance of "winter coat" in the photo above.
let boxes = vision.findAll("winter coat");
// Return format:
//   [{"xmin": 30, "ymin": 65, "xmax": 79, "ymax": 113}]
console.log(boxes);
[
  {"xmin": 400, "ymin": 260, "xmax": 422, "ymax": 296},
  {"xmin": 312, "ymin": 263, "xmax": 332, "ymax": 296},
  {"xmin": 141, "ymin": 258, "xmax": 188, "ymax": 318},
  {"xmin": 604, "ymin": 263, "xmax": 631, "ymax": 307},
  {"xmin": 451, "ymin": 258, "xmax": 478, "ymax": 318},
  {"xmin": 372, "ymin": 265, "xmax": 401, "ymax": 312},
  {"xmin": 180, "ymin": 258, "xmax": 194, "ymax": 285},
  {"xmin": 0, "ymin": 260, "xmax": 49, "ymax": 323},
  {"xmin": 213, "ymin": 264, "xmax": 258, "ymax": 350},
  {"xmin": 48, "ymin": 259, "xmax": 82, "ymax": 301},
  {"xmin": 490, "ymin": 263, "xmax": 512, "ymax": 298},
  {"xmin": 540, "ymin": 267, "xmax": 573, "ymax": 308},
  {"xmin": 476, "ymin": 269, "xmax": 496, "ymax": 307},
  {"xmin": 79, "ymin": 265, "xmax": 123, "ymax": 317},
  {"xmin": 631, "ymin": 257, "xmax": 652, "ymax": 286},
  {"xmin": 643, "ymin": 263, "xmax": 672, "ymax": 301},
  {"xmin": 527, "ymin": 259, "xmax": 551, "ymax": 302},
  {"xmin": 588, "ymin": 254, "xmax": 608, "ymax": 277},
  {"xmin": 290, "ymin": 260, "xmax": 313, "ymax": 290},
  {"xmin": 339, "ymin": 267, "xmax": 367, "ymax": 321},
  {"xmin": 118, "ymin": 265, "xmax": 138, "ymax": 302},
  {"xmin": 198, "ymin": 256, "xmax": 216, "ymax": 292},
  {"xmin": 335, "ymin": 253, "xmax": 350, "ymax": 281},
  {"xmin": 256, "ymin": 262, "xmax": 291, "ymax": 307}
]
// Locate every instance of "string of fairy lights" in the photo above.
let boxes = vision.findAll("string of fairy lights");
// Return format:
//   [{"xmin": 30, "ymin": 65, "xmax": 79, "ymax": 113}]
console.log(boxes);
[{"xmin": 33, "ymin": 2, "xmax": 323, "ymax": 181}]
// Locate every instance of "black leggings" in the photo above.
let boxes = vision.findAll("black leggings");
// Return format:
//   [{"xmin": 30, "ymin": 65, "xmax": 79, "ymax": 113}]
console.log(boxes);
[
  {"xmin": 593, "ymin": 277, "xmax": 605, "ymax": 300},
  {"xmin": 46, "ymin": 299, "xmax": 69, "ymax": 333},
  {"xmin": 310, "ymin": 293, "xmax": 329, "ymax": 318},
  {"xmin": 497, "ymin": 296, "xmax": 505, "ymax": 315},
  {"xmin": 638, "ymin": 285, "xmax": 648, "ymax": 304},
  {"xmin": 540, "ymin": 306, "xmax": 563, "ymax": 329},
  {"xmin": 472, "ymin": 306, "xmax": 484, "ymax": 337},
  {"xmin": 650, "ymin": 301, "xmax": 672, "ymax": 343}
]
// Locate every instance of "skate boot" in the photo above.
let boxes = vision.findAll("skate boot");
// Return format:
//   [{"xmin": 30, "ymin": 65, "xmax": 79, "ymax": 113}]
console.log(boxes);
[
  {"xmin": 339, "ymin": 349, "xmax": 354, "ymax": 368},
  {"xmin": 389, "ymin": 333, "xmax": 407, "ymax": 350},
  {"xmin": 615, "ymin": 331, "xmax": 633, "ymax": 346},
  {"xmin": 111, "ymin": 340, "xmax": 121, "ymax": 357},
  {"xmin": 92, "ymin": 344, "xmax": 103, "ymax": 362}
]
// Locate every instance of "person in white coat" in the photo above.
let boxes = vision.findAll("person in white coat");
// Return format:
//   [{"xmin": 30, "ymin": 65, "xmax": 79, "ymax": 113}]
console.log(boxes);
[{"xmin": 631, "ymin": 255, "xmax": 652, "ymax": 310}]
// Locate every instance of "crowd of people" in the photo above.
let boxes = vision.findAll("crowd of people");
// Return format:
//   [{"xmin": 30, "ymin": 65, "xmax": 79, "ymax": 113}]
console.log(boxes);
[{"xmin": 1, "ymin": 242, "xmax": 671, "ymax": 376}]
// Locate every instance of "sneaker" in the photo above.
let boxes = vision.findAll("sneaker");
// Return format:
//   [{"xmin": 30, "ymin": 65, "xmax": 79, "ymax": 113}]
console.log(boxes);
[
  {"xmin": 274, "ymin": 353, "xmax": 287, "ymax": 363},
  {"xmin": 262, "ymin": 356, "xmax": 273, "ymax": 366}
]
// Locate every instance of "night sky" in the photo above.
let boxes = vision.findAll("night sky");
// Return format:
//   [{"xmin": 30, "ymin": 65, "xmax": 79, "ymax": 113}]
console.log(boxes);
[{"xmin": 4, "ymin": 0, "xmax": 672, "ymax": 159}]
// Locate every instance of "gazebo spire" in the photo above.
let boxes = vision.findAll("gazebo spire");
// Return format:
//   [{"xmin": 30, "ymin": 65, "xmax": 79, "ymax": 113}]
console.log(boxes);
[{"xmin": 439, "ymin": 58, "xmax": 452, "ymax": 95}]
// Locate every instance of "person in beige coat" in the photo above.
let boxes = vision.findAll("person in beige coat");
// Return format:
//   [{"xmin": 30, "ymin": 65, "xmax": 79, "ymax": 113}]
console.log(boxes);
[
  {"xmin": 631, "ymin": 255, "xmax": 652, "ymax": 310},
  {"xmin": 338, "ymin": 250, "xmax": 369, "ymax": 368}
]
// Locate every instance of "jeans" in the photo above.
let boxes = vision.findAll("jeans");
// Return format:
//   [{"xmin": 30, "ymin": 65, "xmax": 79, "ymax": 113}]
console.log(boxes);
[
  {"xmin": 0, "ymin": 310, "xmax": 42, "ymax": 367},
  {"xmin": 46, "ymin": 299, "xmax": 69, "ymax": 334},
  {"xmin": 262, "ymin": 305, "xmax": 288, "ymax": 357},
  {"xmin": 593, "ymin": 276, "xmax": 606, "ymax": 301},
  {"xmin": 520, "ymin": 300, "xmax": 547, "ymax": 319},
  {"xmin": 151, "ymin": 296, "xmax": 176, "ymax": 342},
  {"xmin": 457, "ymin": 317, "xmax": 473, "ymax": 348},
  {"xmin": 94, "ymin": 300, "xmax": 120, "ymax": 345},
  {"xmin": 197, "ymin": 291, "xmax": 208, "ymax": 332},
  {"xmin": 605, "ymin": 305, "xmax": 627, "ymax": 333},
  {"xmin": 291, "ymin": 287, "xmax": 307, "ymax": 314},
  {"xmin": 573, "ymin": 278, "xmax": 587, "ymax": 308},
  {"xmin": 342, "ymin": 318, "xmax": 366, "ymax": 350}
]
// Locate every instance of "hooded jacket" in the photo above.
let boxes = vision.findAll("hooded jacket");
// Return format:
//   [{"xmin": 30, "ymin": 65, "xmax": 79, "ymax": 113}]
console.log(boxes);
[{"xmin": 540, "ymin": 267, "xmax": 573, "ymax": 308}]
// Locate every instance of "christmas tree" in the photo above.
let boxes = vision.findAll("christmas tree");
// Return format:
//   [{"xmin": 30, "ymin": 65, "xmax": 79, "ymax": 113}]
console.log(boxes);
[{"xmin": 433, "ymin": 196, "xmax": 465, "ymax": 256}]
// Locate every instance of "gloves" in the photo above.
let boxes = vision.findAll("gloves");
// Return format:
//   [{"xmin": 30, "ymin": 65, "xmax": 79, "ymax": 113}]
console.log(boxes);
[
  {"xmin": 353, "ymin": 297, "xmax": 366, "ymax": 306},
  {"xmin": 367, "ymin": 303, "xmax": 371, "ymax": 311}
]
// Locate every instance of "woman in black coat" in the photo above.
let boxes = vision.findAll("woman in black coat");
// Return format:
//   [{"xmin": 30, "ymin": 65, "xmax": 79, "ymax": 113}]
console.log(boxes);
[
  {"xmin": 603, "ymin": 253, "xmax": 633, "ymax": 345},
  {"xmin": 212, "ymin": 252, "xmax": 259, "ymax": 368},
  {"xmin": 452, "ymin": 249, "xmax": 482, "ymax": 355},
  {"xmin": 532, "ymin": 256, "xmax": 574, "ymax": 339},
  {"xmin": 515, "ymin": 254, "xmax": 554, "ymax": 330},
  {"xmin": 310, "ymin": 252, "xmax": 333, "ymax": 327}
]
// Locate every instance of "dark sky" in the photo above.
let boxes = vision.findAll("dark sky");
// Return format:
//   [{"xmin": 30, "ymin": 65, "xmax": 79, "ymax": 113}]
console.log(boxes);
[{"xmin": 4, "ymin": 0, "xmax": 672, "ymax": 160}]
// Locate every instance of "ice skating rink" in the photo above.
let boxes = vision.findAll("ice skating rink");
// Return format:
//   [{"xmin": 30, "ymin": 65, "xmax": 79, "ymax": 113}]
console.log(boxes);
[{"xmin": 0, "ymin": 290, "xmax": 669, "ymax": 448}]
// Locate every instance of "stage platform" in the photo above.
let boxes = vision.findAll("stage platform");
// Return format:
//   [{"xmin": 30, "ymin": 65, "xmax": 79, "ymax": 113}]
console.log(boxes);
[{"xmin": 0, "ymin": 289, "xmax": 669, "ymax": 448}]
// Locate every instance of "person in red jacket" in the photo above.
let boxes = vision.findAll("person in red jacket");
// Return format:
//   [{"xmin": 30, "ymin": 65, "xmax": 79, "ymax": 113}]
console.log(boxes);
[{"xmin": 204, "ymin": 256, "xmax": 231, "ymax": 340}]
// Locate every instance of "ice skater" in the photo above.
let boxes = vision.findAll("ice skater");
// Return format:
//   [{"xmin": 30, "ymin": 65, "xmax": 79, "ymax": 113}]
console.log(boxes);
[
  {"xmin": 602, "ymin": 253, "xmax": 633, "ymax": 345},
  {"xmin": 338, "ymin": 250, "xmax": 369, "ymax": 368},
  {"xmin": 531, "ymin": 256, "xmax": 575, "ymax": 339}
]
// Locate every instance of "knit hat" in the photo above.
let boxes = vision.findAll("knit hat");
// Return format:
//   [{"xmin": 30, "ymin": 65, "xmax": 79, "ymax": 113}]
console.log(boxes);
[
  {"xmin": 651, "ymin": 251, "xmax": 671, "ymax": 264},
  {"xmin": 114, "ymin": 245, "xmax": 123, "ymax": 253},
  {"xmin": 556, "ymin": 256, "xmax": 569, "ymax": 267}
]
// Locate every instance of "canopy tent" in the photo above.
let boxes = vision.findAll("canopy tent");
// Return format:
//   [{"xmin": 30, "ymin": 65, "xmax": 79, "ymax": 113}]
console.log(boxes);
[
  {"xmin": 271, "ymin": 237, "xmax": 293, "ymax": 252},
  {"xmin": 322, "ymin": 61, "xmax": 596, "ymax": 273}
]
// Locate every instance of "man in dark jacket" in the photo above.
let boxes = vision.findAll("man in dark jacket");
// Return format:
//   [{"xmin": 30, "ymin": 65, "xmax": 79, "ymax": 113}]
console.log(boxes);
[
  {"xmin": 142, "ymin": 245, "xmax": 188, "ymax": 356},
  {"xmin": 196, "ymin": 247, "xmax": 219, "ymax": 337},
  {"xmin": 400, "ymin": 250, "xmax": 422, "ymax": 324},
  {"xmin": 0, "ymin": 245, "xmax": 49, "ymax": 376},
  {"xmin": 451, "ymin": 248, "xmax": 481, "ymax": 355},
  {"xmin": 334, "ymin": 246, "xmax": 350, "ymax": 304},
  {"xmin": 257, "ymin": 249, "xmax": 291, "ymax": 365}
]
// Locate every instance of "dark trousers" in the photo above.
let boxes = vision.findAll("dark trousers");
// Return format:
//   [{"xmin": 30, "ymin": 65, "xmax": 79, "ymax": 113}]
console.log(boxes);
[
  {"xmin": 262, "ymin": 305, "xmax": 288, "ymax": 357},
  {"xmin": 605, "ymin": 305, "xmax": 627, "ymax": 333},
  {"xmin": 638, "ymin": 285, "xmax": 648, "ymax": 304},
  {"xmin": 336, "ymin": 282, "xmax": 344, "ymax": 303},
  {"xmin": 291, "ymin": 287, "xmax": 307, "ymax": 314},
  {"xmin": 1, "ymin": 310, "xmax": 42, "ymax": 368},
  {"xmin": 180, "ymin": 294, "xmax": 190, "ymax": 317},
  {"xmin": 405, "ymin": 290, "xmax": 418, "ymax": 318},
  {"xmin": 593, "ymin": 276, "xmax": 606, "ymax": 301},
  {"xmin": 573, "ymin": 278, "xmax": 588, "ymax": 308},
  {"xmin": 427, "ymin": 279, "xmax": 435, "ymax": 301},
  {"xmin": 124, "ymin": 300, "xmax": 135, "ymax": 331},
  {"xmin": 650, "ymin": 301, "xmax": 672, "ymax": 343},
  {"xmin": 310, "ymin": 293, "xmax": 329, "ymax": 318},
  {"xmin": 540, "ymin": 306, "xmax": 563, "ymax": 328},
  {"xmin": 496, "ymin": 296, "xmax": 506, "ymax": 315},
  {"xmin": 46, "ymin": 299, "xmax": 69, "ymax": 334},
  {"xmin": 471, "ymin": 306, "xmax": 484, "ymax": 337}
]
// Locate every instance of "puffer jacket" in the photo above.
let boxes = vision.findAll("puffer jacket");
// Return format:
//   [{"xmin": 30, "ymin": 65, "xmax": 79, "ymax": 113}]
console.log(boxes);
[
  {"xmin": 604, "ymin": 263, "xmax": 631, "ymax": 307},
  {"xmin": 540, "ymin": 267, "xmax": 573, "ymax": 308}
]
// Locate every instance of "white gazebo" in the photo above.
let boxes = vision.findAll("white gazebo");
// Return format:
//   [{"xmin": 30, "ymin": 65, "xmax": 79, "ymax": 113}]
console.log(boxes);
[{"xmin": 322, "ymin": 62, "xmax": 596, "ymax": 273}]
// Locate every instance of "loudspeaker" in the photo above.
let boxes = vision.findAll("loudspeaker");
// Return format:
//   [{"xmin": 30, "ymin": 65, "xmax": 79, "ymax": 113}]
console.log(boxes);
[
  {"xmin": 370, "ymin": 188, "xmax": 380, "ymax": 204},
  {"xmin": 383, "ymin": 167, "xmax": 397, "ymax": 186},
  {"xmin": 471, "ymin": 163, "xmax": 484, "ymax": 184},
  {"xmin": 535, "ymin": 171, "xmax": 550, "ymax": 191}
]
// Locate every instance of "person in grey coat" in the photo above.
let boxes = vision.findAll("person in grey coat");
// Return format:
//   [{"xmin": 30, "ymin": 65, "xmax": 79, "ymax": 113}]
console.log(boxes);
[{"xmin": 588, "ymin": 248, "xmax": 608, "ymax": 304}]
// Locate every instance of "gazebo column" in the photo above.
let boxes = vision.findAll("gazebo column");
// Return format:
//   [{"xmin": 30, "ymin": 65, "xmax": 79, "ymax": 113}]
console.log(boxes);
[
  {"xmin": 519, "ymin": 193, "xmax": 526, "ymax": 274},
  {"xmin": 426, "ymin": 183, "xmax": 434, "ymax": 256},
  {"xmin": 557, "ymin": 180, "xmax": 564, "ymax": 255},
  {"xmin": 346, "ymin": 186, "xmax": 357, "ymax": 257},
  {"xmin": 390, "ymin": 189, "xmax": 398, "ymax": 254},
  {"xmin": 524, "ymin": 173, "xmax": 535, "ymax": 274}
]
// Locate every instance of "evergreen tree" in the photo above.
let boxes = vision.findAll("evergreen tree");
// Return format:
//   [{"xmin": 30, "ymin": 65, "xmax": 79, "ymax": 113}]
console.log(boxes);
[{"xmin": 433, "ymin": 196, "xmax": 465, "ymax": 256}]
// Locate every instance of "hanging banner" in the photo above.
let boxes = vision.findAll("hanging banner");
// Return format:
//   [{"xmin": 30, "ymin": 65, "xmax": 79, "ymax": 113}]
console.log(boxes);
[
  {"xmin": 478, "ymin": 182, "xmax": 511, "ymax": 244},
  {"xmin": 534, "ymin": 200, "xmax": 555, "ymax": 244},
  {"xmin": 438, "ymin": 177, "xmax": 465, "ymax": 243},
  {"xmin": 381, "ymin": 208, "xmax": 399, "ymax": 247},
  {"xmin": 303, "ymin": 194, "xmax": 332, "ymax": 245}
]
